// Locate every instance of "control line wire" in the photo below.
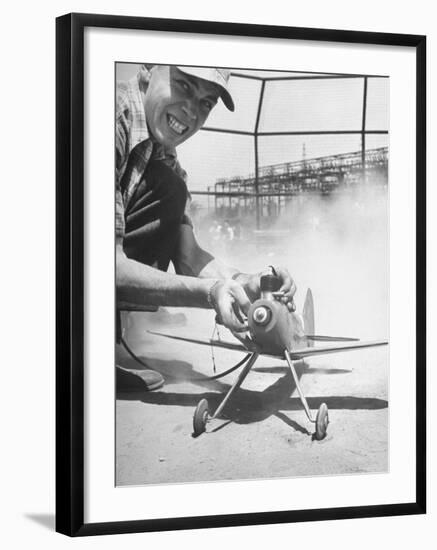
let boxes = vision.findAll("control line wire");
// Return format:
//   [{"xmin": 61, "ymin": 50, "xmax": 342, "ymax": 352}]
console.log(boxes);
[{"xmin": 120, "ymin": 336, "xmax": 252, "ymax": 382}]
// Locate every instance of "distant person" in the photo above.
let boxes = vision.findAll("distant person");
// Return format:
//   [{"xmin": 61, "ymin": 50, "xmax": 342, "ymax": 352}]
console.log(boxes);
[
  {"xmin": 209, "ymin": 219, "xmax": 223, "ymax": 244},
  {"xmin": 222, "ymin": 220, "xmax": 235, "ymax": 242},
  {"xmin": 115, "ymin": 64, "xmax": 296, "ymax": 389}
]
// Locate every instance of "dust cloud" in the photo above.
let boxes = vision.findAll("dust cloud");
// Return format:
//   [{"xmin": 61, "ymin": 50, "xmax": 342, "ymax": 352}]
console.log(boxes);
[{"xmin": 195, "ymin": 183, "xmax": 389, "ymax": 340}]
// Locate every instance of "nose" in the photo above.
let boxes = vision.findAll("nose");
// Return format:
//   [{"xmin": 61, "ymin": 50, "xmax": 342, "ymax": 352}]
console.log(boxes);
[{"xmin": 182, "ymin": 100, "xmax": 198, "ymax": 122}]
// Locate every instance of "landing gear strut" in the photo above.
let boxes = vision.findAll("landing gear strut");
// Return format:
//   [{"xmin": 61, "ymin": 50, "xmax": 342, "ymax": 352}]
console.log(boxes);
[
  {"xmin": 192, "ymin": 353, "xmax": 259, "ymax": 436},
  {"xmin": 284, "ymin": 349, "xmax": 329, "ymax": 440}
]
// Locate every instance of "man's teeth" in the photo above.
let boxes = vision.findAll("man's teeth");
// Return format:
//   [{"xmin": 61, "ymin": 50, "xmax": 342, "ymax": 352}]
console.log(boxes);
[{"xmin": 167, "ymin": 114, "xmax": 188, "ymax": 135}]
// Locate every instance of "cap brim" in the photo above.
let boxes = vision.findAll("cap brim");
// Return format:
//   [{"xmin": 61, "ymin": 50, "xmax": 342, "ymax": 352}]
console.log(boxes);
[
  {"xmin": 220, "ymin": 89, "xmax": 235, "ymax": 112},
  {"xmin": 177, "ymin": 66, "xmax": 235, "ymax": 112}
]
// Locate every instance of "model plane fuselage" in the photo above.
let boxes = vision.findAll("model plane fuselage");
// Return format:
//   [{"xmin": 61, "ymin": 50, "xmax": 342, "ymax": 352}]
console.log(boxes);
[{"xmin": 247, "ymin": 296, "xmax": 306, "ymax": 356}]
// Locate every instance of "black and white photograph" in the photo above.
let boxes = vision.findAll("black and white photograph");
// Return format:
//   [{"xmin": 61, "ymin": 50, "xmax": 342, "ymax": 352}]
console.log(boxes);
[{"xmin": 114, "ymin": 61, "xmax": 389, "ymax": 486}]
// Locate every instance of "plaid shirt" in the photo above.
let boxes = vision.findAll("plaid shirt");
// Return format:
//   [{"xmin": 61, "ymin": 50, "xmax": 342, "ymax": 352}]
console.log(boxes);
[{"xmin": 115, "ymin": 70, "xmax": 187, "ymax": 243}]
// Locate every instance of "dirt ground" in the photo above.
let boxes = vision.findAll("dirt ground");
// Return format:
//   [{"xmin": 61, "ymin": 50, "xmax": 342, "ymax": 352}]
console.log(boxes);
[{"xmin": 116, "ymin": 189, "xmax": 389, "ymax": 486}]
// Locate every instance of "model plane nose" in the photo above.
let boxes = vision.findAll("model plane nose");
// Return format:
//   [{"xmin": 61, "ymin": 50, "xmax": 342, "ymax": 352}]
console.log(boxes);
[{"xmin": 253, "ymin": 306, "xmax": 272, "ymax": 325}]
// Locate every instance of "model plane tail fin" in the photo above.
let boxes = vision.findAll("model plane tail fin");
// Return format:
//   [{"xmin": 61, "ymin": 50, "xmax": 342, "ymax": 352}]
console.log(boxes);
[{"xmin": 303, "ymin": 288, "xmax": 315, "ymax": 346}]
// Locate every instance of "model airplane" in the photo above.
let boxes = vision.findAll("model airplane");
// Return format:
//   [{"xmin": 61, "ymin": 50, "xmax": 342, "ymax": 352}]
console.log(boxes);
[{"xmin": 150, "ymin": 268, "xmax": 388, "ymax": 440}]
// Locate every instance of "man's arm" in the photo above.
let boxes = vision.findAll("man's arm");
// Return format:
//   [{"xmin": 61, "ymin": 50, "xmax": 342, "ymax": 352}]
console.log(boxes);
[
  {"xmin": 173, "ymin": 224, "xmax": 239, "ymax": 279},
  {"xmin": 116, "ymin": 243, "xmax": 214, "ymax": 309},
  {"xmin": 116, "ymin": 243, "xmax": 251, "ymax": 332}
]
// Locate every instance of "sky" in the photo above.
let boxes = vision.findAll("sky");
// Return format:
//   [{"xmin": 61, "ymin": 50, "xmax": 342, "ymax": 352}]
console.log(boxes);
[{"xmin": 116, "ymin": 63, "xmax": 388, "ymax": 192}]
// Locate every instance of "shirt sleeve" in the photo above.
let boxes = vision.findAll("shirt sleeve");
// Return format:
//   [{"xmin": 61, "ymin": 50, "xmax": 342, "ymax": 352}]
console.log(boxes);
[
  {"xmin": 115, "ymin": 187, "xmax": 125, "ymax": 244},
  {"xmin": 115, "ymin": 83, "xmax": 130, "ymax": 244}
]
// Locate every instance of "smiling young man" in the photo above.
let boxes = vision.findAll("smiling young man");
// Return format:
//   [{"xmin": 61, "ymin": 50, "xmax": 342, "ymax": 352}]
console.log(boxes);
[{"xmin": 115, "ymin": 64, "xmax": 296, "ymax": 390}]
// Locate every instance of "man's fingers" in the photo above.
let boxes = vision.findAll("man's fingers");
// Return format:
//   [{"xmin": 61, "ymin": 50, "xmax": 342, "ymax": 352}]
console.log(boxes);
[
  {"xmin": 276, "ymin": 267, "xmax": 297, "ymax": 298},
  {"xmin": 220, "ymin": 303, "xmax": 247, "ymax": 332},
  {"xmin": 279, "ymin": 274, "xmax": 295, "ymax": 293},
  {"xmin": 231, "ymin": 283, "xmax": 251, "ymax": 316},
  {"xmin": 274, "ymin": 266, "xmax": 296, "ymax": 312},
  {"xmin": 283, "ymin": 285, "xmax": 297, "ymax": 302},
  {"xmin": 213, "ymin": 281, "xmax": 250, "ymax": 332},
  {"xmin": 224, "ymin": 283, "xmax": 251, "ymax": 331},
  {"xmin": 231, "ymin": 301, "xmax": 245, "ymax": 325}
]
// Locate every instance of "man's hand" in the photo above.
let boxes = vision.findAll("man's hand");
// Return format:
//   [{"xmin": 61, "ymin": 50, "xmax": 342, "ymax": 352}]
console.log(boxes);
[
  {"xmin": 235, "ymin": 266, "xmax": 297, "ymax": 311},
  {"xmin": 209, "ymin": 280, "xmax": 251, "ymax": 332}
]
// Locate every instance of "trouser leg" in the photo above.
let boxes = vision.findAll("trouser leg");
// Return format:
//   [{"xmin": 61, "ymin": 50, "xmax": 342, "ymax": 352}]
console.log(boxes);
[{"xmin": 116, "ymin": 160, "xmax": 190, "ymax": 389}]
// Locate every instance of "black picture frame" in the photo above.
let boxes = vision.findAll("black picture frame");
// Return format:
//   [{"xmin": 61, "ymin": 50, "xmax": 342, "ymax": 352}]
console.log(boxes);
[{"xmin": 56, "ymin": 12, "xmax": 426, "ymax": 537}]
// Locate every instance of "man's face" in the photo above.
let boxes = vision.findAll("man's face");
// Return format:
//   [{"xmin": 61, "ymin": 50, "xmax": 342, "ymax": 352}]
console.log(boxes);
[{"xmin": 144, "ymin": 66, "xmax": 220, "ymax": 148}]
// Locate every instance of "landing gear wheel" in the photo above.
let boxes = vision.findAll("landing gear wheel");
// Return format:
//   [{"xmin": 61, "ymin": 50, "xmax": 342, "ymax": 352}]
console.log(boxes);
[
  {"xmin": 315, "ymin": 402, "xmax": 329, "ymax": 441},
  {"xmin": 193, "ymin": 399, "xmax": 209, "ymax": 436}
]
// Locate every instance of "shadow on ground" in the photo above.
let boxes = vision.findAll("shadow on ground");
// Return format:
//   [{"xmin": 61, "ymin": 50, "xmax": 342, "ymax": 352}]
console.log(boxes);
[
  {"xmin": 117, "ymin": 355, "xmax": 227, "ymax": 392},
  {"xmin": 117, "ymin": 354, "xmax": 388, "ymax": 430}
]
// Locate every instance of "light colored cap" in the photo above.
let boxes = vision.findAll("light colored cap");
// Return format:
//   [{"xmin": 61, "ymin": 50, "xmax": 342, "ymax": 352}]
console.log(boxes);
[{"xmin": 177, "ymin": 66, "xmax": 235, "ymax": 111}]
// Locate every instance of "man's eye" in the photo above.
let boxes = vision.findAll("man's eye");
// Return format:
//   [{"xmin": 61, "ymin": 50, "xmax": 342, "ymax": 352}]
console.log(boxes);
[{"xmin": 178, "ymin": 80, "xmax": 190, "ymax": 92}]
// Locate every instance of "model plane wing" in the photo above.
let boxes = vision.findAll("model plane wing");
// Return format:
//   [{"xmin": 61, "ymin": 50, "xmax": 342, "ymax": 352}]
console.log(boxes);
[
  {"xmin": 288, "ymin": 339, "xmax": 388, "ymax": 360},
  {"xmin": 306, "ymin": 334, "xmax": 359, "ymax": 342},
  {"xmin": 149, "ymin": 331, "xmax": 387, "ymax": 360},
  {"xmin": 148, "ymin": 330, "xmax": 249, "ymax": 353}
]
